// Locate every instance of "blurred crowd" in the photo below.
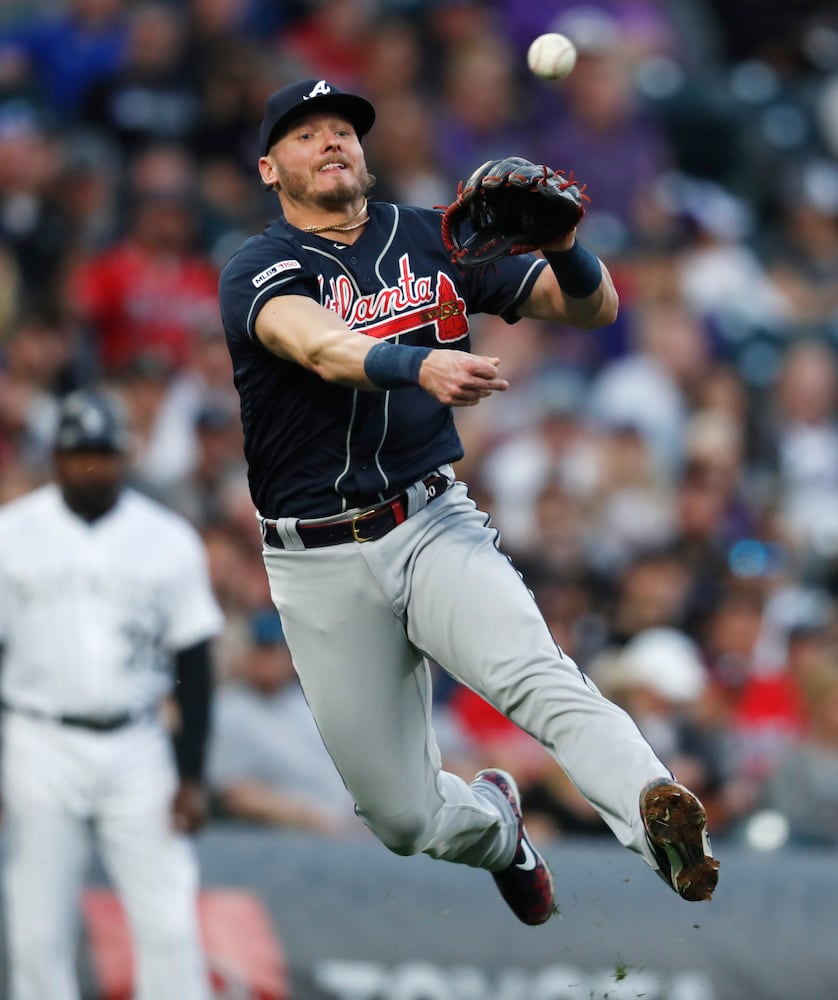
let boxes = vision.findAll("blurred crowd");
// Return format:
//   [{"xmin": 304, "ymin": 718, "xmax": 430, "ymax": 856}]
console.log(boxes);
[{"xmin": 2, "ymin": 0, "xmax": 838, "ymax": 850}]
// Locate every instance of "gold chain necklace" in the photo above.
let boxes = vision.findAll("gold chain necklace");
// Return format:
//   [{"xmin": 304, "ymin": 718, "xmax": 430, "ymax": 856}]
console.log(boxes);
[{"xmin": 302, "ymin": 199, "xmax": 368, "ymax": 234}]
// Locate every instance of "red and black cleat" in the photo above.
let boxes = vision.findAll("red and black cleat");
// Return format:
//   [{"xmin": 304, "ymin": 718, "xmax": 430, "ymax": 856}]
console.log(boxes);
[{"xmin": 472, "ymin": 768, "xmax": 556, "ymax": 926}]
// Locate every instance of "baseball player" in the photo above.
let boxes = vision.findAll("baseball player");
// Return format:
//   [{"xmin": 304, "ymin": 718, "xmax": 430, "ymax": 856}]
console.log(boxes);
[
  {"xmin": 0, "ymin": 389, "xmax": 223, "ymax": 999},
  {"xmin": 218, "ymin": 78, "xmax": 719, "ymax": 925}
]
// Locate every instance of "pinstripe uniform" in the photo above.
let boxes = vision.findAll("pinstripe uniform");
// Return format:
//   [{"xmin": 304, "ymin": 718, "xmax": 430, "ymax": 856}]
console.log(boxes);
[{"xmin": 0, "ymin": 485, "xmax": 223, "ymax": 1000}]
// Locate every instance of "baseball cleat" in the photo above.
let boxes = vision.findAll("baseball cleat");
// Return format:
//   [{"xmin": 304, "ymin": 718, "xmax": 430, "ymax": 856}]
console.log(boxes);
[
  {"xmin": 472, "ymin": 768, "xmax": 556, "ymax": 926},
  {"xmin": 640, "ymin": 778, "xmax": 720, "ymax": 901}
]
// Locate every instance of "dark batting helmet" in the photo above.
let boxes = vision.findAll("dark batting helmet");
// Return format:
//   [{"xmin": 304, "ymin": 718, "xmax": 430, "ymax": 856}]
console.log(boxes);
[{"xmin": 53, "ymin": 389, "xmax": 132, "ymax": 454}]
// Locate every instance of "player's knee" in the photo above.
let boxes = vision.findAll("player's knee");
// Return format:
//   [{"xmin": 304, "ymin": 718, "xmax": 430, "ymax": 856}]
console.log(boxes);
[{"xmin": 364, "ymin": 808, "xmax": 430, "ymax": 857}]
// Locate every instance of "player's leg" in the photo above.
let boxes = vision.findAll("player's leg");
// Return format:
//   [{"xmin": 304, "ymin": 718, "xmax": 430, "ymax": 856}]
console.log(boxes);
[
  {"xmin": 262, "ymin": 543, "xmax": 519, "ymax": 871},
  {"xmin": 395, "ymin": 484, "xmax": 689, "ymax": 857},
  {"xmin": 1, "ymin": 715, "xmax": 91, "ymax": 1000},
  {"xmin": 95, "ymin": 721, "xmax": 211, "ymax": 1000}
]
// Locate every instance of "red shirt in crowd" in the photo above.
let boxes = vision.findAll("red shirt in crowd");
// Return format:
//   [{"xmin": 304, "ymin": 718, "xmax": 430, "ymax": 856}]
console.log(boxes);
[{"xmin": 70, "ymin": 241, "xmax": 220, "ymax": 373}]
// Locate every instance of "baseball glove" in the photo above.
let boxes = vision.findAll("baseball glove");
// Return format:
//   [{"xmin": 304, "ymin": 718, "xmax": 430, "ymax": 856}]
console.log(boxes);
[{"xmin": 441, "ymin": 156, "xmax": 589, "ymax": 268}]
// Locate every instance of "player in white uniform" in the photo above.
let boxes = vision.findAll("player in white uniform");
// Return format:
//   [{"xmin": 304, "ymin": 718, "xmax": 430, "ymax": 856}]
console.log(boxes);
[{"xmin": 0, "ymin": 389, "xmax": 224, "ymax": 1000}]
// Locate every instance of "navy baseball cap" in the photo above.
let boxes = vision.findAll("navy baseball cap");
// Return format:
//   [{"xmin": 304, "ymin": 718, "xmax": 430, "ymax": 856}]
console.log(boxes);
[
  {"xmin": 53, "ymin": 389, "xmax": 131, "ymax": 454},
  {"xmin": 258, "ymin": 78, "xmax": 376, "ymax": 154}
]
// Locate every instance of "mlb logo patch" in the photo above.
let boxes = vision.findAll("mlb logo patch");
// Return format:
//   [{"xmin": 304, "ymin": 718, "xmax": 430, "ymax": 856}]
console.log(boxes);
[{"xmin": 252, "ymin": 260, "xmax": 301, "ymax": 287}]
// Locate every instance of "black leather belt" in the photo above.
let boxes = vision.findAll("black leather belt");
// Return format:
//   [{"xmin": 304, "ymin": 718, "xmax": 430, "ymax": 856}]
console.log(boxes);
[
  {"xmin": 2, "ymin": 702, "xmax": 140, "ymax": 732},
  {"xmin": 58, "ymin": 712, "xmax": 136, "ymax": 732},
  {"xmin": 263, "ymin": 473, "xmax": 450, "ymax": 549}
]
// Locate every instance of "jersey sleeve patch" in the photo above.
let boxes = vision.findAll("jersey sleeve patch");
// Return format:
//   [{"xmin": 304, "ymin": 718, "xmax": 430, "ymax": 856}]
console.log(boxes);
[{"xmin": 252, "ymin": 259, "xmax": 302, "ymax": 287}]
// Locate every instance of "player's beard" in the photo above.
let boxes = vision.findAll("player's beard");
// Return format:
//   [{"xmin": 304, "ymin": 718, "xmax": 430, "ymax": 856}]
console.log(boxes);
[
  {"xmin": 61, "ymin": 480, "xmax": 122, "ymax": 521},
  {"xmin": 277, "ymin": 163, "xmax": 374, "ymax": 212}
]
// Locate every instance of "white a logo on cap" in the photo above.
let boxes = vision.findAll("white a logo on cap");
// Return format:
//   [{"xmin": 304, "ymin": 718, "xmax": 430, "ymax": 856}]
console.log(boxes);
[{"xmin": 304, "ymin": 80, "xmax": 333, "ymax": 100}]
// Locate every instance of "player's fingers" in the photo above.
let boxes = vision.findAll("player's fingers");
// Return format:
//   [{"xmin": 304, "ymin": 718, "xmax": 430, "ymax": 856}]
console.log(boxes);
[
  {"xmin": 450, "ymin": 384, "xmax": 499, "ymax": 406},
  {"xmin": 469, "ymin": 357, "xmax": 508, "ymax": 386},
  {"xmin": 465, "ymin": 375, "xmax": 508, "ymax": 393}
]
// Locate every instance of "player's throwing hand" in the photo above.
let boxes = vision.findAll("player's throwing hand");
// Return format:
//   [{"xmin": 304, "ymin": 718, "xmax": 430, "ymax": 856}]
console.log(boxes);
[{"xmin": 419, "ymin": 351, "xmax": 509, "ymax": 407}]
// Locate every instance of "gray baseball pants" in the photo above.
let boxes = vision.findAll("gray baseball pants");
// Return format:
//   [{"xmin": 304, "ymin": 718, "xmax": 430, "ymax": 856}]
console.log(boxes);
[{"xmin": 262, "ymin": 478, "xmax": 668, "ymax": 872}]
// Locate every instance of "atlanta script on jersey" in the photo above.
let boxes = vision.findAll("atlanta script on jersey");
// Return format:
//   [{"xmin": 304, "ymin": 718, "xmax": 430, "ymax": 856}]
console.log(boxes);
[{"xmin": 219, "ymin": 202, "xmax": 547, "ymax": 518}]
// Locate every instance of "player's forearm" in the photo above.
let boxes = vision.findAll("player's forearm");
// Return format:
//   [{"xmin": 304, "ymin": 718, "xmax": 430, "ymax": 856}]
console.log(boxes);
[
  {"xmin": 172, "ymin": 640, "xmax": 213, "ymax": 781},
  {"xmin": 522, "ymin": 245, "xmax": 619, "ymax": 329},
  {"xmin": 257, "ymin": 316, "xmax": 382, "ymax": 392},
  {"xmin": 305, "ymin": 328, "xmax": 393, "ymax": 388},
  {"xmin": 556, "ymin": 270, "xmax": 619, "ymax": 328},
  {"xmin": 276, "ymin": 329, "xmax": 434, "ymax": 392},
  {"xmin": 256, "ymin": 295, "xmax": 382, "ymax": 388},
  {"xmin": 546, "ymin": 242, "xmax": 619, "ymax": 327}
]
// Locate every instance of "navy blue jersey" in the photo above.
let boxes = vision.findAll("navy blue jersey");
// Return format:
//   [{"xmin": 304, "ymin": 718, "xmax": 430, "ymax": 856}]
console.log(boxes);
[{"xmin": 219, "ymin": 201, "xmax": 547, "ymax": 518}]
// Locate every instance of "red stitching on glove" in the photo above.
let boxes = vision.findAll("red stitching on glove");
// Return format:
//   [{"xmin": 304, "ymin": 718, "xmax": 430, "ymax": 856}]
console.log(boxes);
[{"xmin": 558, "ymin": 170, "xmax": 591, "ymax": 202}]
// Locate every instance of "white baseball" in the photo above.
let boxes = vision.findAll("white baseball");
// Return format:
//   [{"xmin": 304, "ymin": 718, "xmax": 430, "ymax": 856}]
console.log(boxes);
[{"xmin": 527, "ymin": 33, "xmax": 577, "ymax": 80}]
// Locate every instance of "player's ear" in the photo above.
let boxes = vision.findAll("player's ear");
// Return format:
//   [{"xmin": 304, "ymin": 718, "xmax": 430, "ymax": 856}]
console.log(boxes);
[{"xmin": 258, "ymin": 156, "xmax": 280, "ymax": 190}]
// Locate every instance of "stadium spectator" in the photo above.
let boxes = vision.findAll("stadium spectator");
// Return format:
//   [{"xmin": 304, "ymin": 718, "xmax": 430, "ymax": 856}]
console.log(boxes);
[
  {"xmin": 108, "ymin": 327, "xmax": 239, "ymax": 508},
  {"xmin": 365, "ymin": 91, "xmax": 451, "ymax": 211},
  {"xmin": 761, "ymin": 661, "xmax": 838, "ymax": 846},
  {"xmin": 54, "ymin": 132, "xmax": 121, "ymax": 258},
  {"xmin": 200, "ymin": 520, "xmax": 270, "ymax": 680},
  {"xmin": 477, "ymin": 369, "xmax": 597, "ymax": 556},
  {"xmin": 207, "ymin": 607, "xmax": 365, "ymax": 835},
  {"xmin": 433, "ymin": 31, "xmax": 534, "ymax": 187},
  {"xmin": 66, "ymin": 144, "xmax": 220, "ymax": 374},
  {"xmin": 762, "ymin": 159, "xmax": 838, "ymax": 339},
  {"xmin": 0, "ymin": 311, "xmax": 70, "ymax": 477},
  {"xmin": 657, "ymin": 174, "xmax": 791, "ymax": 349},
  {"xmin": 81, "ymin": 1, "xmax": 201, "ymax": 159},
  {"xmin": 168, "ymin": 399, "xmax": 247, "ymax": 529},
  {"xmin": 768, "ymin": 339, "xmax": 838, "ymax": 561},
  {"xmin": 584, "ymin": 419, "xmax": 674, "ymax": 573},
  {"xmin": 528, "ymin": 6, "xmax": 676, "ymax": 257},
  {"xmin": 112, "ymin": 351, "xmax": 194, "ymax": 499},
  {"xmin": 0, "ymin": 101, "xmax": 72, "ymax": 315},
  {"xmin": 724, "ymin": 617, "xmax": 829, "ymax": 799},
  {"xmin": 273, "ymin": 0, "xmax": 373, "ymax": 92},
  {"xmin": 0, "ymin": 0, "xmax": 129, "ymax": 117},
  {"xmin": 452, "ymin": 314, "xmax": 572, "ymax": 486},
  {"xmin": 602, "ymin": 545, "xmax": 696, "ymax": 645},
  {"xmin": 586, "ymin": 298, "xmax": 713, "ymax": 478},
  {"xmin": 590, "ymin": 627, "xmax": 725, "ymax": 823},
  {"xmin": 359, "ymin": 15, "xmax": 426, "ymax": 105}
]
